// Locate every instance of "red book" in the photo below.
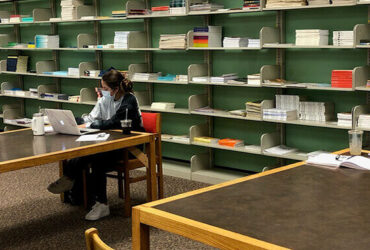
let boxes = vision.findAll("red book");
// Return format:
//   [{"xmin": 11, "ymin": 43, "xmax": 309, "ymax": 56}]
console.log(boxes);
[{"xmin": 152, "ymin": 6, "xmax": 169, "ymax": 11}]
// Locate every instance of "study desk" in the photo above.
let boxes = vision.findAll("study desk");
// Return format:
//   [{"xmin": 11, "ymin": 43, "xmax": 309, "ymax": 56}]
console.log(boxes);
[
  {"xmin": 132, "ymin": 149, "xmax": 370, "ymax": 250},
  {"xmin": 0, "ymin": 128, "xmax": 158, "ymax": 202}
]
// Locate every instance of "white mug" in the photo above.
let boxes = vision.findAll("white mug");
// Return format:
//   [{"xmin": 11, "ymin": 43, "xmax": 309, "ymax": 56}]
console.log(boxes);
[{"xmin": 32, "ymin": 113, "xmax": 45, "ymax": 136}]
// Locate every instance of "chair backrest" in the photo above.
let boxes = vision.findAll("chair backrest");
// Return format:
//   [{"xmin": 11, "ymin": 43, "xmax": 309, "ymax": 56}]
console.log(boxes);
[
  {"xmin": 141, "ymin": 112, "xmax": 161, "ymax": 134},
  {"xmin": 85, "ymin": 228, "xmax": 114, "ymax": 250}
]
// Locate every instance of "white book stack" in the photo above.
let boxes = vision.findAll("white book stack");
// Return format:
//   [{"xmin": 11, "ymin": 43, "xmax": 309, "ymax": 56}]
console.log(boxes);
[
  {"xmin": 210, "ymin": 73, "xmax": 238, "ymax": 83},
  {"xmin": 170, "ymin": 7, "xmax": 186, "ymax": 15},
  {"xmin": 333, "ymin": 31, "xmax": 354, "ymax": 47},
  {"xmin": 61, "ymin": 0, "xmax": 84, "ymax": 20},
  {"xmin": 223, "ymin": 37, "xmax": 249, "ymax": 48},
  {"xmin": 189, "ymin": 3, "xmax": 224, "ymax": 12},
  {"xmin": 248, "ymin": 39, "xmax": 260, "ymax": 48},
  {"xmin": 265, "ymin": 0, "xmax": 306, "ymax": 8},
  {"xmin": 358, "ymin": 114, "xmax": 370, "ymax": 129},
  {"xmin": 35, "ymin": 35, "xmax": 60, "ymax": 48},
  {"xmin": 68, "ymin": 67, "xmax": 79, "ymax": 76},
  {"xmin": 299, "ymin": 101, "xmax": 335, "ymax": 122},
  {"xmin": 331, "ymin": 0, "xmax": 355, "ymax": 5},
  {"xmin": 247, "ymin": 73, "xmax": 261, "ymax": 86},
  {"xmin": 337, "ymin": 112, "xmax": 352, "ymax": 127},
  {"xmin": 176, "ymin": 75, "xmax": 188, "ymax": 82},
  {"xmin": 159, "ymin": 34, "xmax": 187, "ymax": 49},
  {"xmin": 132, "ymin": 73, "xmax": 161, "ymax": 81},
  {"xmin": 295, "ymin": 30, "xmax": 329, "ymax": 46},
  {"xmin": 114, "ymin": 31, "xmax": 130, "ymax": 49},
  {"xmin": 263, "ymin": 109, "xmax": 298, "ymax": 121},
  {"xmin": 192, "ymin": 76, "xmax": 209, "ymax": 83},
  {"xmin": 151, "ymin": 102, "xmax": 176, "ymax": 110},
  {"xmin": 276, "ymin": 94, "xmax": 302, "ymax": 111},
  {"xmin": 307, "ymin": 0, "xmax": 330, "ymax": 5}
]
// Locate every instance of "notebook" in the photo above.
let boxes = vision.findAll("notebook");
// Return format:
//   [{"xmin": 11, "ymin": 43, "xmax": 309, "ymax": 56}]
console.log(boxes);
[{"xmin": 306, "ymin": 153, "xmax": 370, "ymax": 170}]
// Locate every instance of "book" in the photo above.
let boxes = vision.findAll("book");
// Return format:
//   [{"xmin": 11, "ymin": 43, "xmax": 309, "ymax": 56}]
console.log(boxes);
[{"xmin": 306, "ymin": 153, "xmax": 370, "ymax": 170}]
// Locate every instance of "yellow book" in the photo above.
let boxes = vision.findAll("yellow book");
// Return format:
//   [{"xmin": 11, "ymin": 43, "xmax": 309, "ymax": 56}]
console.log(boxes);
[
  {"xmin": 194, "ymin": 136, "xmax": 219, "ymax": 144},
  {"xmin": 193, "ymin": 43, "xmax": 208, "ymax": 47}
]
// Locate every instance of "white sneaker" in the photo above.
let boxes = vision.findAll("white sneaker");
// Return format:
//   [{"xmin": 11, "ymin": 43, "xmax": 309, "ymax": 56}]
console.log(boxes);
[{"xmin": 85, "ymin": 202, "xmax": 110, "ymax": 221}]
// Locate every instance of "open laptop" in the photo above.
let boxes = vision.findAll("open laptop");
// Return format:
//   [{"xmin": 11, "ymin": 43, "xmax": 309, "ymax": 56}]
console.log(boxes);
[{"xmin": 45, "ymin": 109, "xmax": 100, "ymax": 135}]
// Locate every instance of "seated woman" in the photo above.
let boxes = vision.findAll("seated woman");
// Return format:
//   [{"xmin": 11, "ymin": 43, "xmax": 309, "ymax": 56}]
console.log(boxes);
[{"xmin": 47, "ymin": 69, "xmax": 144, "ymax": 221}]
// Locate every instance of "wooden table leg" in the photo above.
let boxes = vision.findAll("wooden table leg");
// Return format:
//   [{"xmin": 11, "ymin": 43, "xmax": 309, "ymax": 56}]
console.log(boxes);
[
  {"xmin": 147, "ymin": 139, "xmax": 157, "ymax": 201},
  {"xmin": 132, "ymin": 207, "xmax": 149, "ymax": 250}
]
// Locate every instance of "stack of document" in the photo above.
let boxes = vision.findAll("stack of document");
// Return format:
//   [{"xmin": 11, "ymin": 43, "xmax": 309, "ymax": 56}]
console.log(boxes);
[
  {"xmin": 0, "ymin": 18, "xmax": 10, "ymax": 23},
  {"xmin": 358, "ymin": 114, "xmax": 370, "ymax": 129},
  {"xmin": 159, "ymin": 34, "xmax": 187, "ymax": 49},
  {"xmin": 170, "ymin": 0, "xmax": 186, "ymax": 14},
  {"xmin": 61, "ymin": 0, "xmax": 84, "ymax": 20},
  {"xmin": 10, "ymin": 15, "xmax": 31, "ymax": 23},
  {"xmin": 114, "ymin": 31, "xmax": 130, "ymax": 49},
  {"xmin": 227, "ymin": 78, "xmax": 248, "ymax": 84},
  {"xmin": 112, "ymin": 10, "xmax": 126, "ymax": 18},
  {"xmin": 189, "ymin": 3, "xmax": 224, "ymax": 12},
  {"xmin": 263, "ymin": 109, "xmax": 298, "ymax": 121},
  {"xmin": 333, "ymin": 31, "xmax": 354, "ymax": 46},
  {"xmin": 299, "ymin": 102, "xmax": 335, "ymax": 122},
  {"xmin": 151, "ymin": 102, "xmax": 176, "ymax": 110},
  {"xmin": 276, "ymin": 94, "xmax": 301, "ymax": 111},
  {"xmin": 151, "ymin": 6, "xmax": 170, "ymax": 15},
  {"xmin": 331, "ymin": 0, "xmax": 355, "ymax": 5},
  {"xmin": 229, "ymin": 109, "xmax": 247, "ymax": 117},
  {"xmin": 246, "ymin": 100, "xmax": 263, "ymax": 118},
  {"xmin": 264, "ymin": 145, "xmax": 298, "ymax": 155},
  {"xmin": 247, "ymin": 74, "xmax": 261, "ymax": 86},
  {"xmin": 243, "ymin": 0, "xmax": 261, "ymax": 9},
  {"xmin": 307, "ymin": 0, "xmax": 330, "ymax": 5},
  {"xmin": 194, "ymin": 107, "xmax": 220, "ymax": 113},
  {"xmin": 265, "ymin": 0, "xmax": 306, "ymax": 8},
  {"xmin": 194, "ymin": 136, "xmax": 219, "ymax": 144},
  {"xmin": 337, "ymin": 112, "xmax": 352, "ymax": 126},
  {"xmin": 210, "ymin": 73, "xmax": 238, "ymax": 83},
  {"xmin": 307, "ymin": 153, "xmax": 370, "ymax": 170},
  {"xmin": 331, "ymin": 70, "xmax": 353, "ymax": 88},
  {"xmin": 223, "ymin": 37, "xmax": 249, "ymax": 48},
  {"xmin": 132, "ymin": 73, "xmax": 161, "ymax": 81},
  {"xmin": 296, "ymin": 30, "xmax": 329, "ymax": 46},
  {"xmin": 176, "ymin": 75, "xmax": 188, "ymax": 82},
  {"xmin": 193, "ymin": 26, "xmax": 222, "ymax": 47},
  {"xmin": 219, "ymin": 138, "xmax": 244, "ymax": 148},
  {"xmin": 68, "ymin": 67, "xmax": 79, "ymax": 76},
  {"xmin": 248, "ymin": 39, "xmax": 260, "ymax": 48},
  {"xmin": 192, "ymin": 76, "xmax": 209, "ymax": 83},
  {"xmin": 35, "ymin": 35, "xmax": 60, "ymax": 48}
]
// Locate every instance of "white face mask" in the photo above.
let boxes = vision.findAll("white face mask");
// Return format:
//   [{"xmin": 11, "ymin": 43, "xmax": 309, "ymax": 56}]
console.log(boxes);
[{"xmin": 101, "ymin": 90, "xmax": 111, "ymax": 98}]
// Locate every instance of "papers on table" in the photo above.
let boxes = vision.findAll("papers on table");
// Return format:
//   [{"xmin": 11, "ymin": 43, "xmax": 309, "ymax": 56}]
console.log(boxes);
[
  {"xmin": 76, "ymin": 133, "xmax": 110, "ymax": 142},
  {"xmin": 307, "ymin": 153, "xmax": 370, "ymax": 170},
  {"xmin": 295, "ymin": 29, "xmax": 329, "ymax": 46}
]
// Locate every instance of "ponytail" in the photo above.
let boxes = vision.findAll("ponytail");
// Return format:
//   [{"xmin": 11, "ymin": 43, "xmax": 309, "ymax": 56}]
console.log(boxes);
[{"xmin": 120, "ymin": 77, "xmax": 133, "ymax": 93}]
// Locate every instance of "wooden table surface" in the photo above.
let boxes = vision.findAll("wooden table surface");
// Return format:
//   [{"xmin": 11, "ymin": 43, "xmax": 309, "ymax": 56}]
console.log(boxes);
[{"xmin": 133, "ymin": 149, "xmax": 370, "ymax": 250}]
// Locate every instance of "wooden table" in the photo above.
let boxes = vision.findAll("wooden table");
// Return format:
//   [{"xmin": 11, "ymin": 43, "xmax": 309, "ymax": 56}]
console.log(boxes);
[
  {"xmin": 0, "ymin": 128, "xmax": 158, "ymax": 202},
  {"xmin": 132, "ymin": 149, "xmax": 370, "ymax": 250}
]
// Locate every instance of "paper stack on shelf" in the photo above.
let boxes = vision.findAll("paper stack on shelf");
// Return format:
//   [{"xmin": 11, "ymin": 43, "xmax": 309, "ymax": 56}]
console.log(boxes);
[
  {"xmin": 68, "ymin": 67, "xmax": 79, "ymax": 76},
  {"xmin": 229, "ymin": 109, "xmax": 247, "ymax": 117},
  {"xmin": 29, "ymin": 88, "xmax": 38, "ymax": 97},
  {"xmin": 358, "ymin": 114, "xmax": 370, "ymax": 129},
  {"xmin": 16, "ymin": 56, "xmax": 28, "ymax": 73},
  {"xmin": 111, "ymin": 10, "xmax": 126, "ymax": 18},
  {"xmin": 223, "ymin": 37, "xmax": 249, "ymax": 48},
  {"xmin": 331, "ymin": 70, "xmax": 353, "ymax": 88},
  {"xmin": 159, "ymin": 34, "xmax": 187, "ymax": 49},
  {"xmin": 189, "ymin": 3, "xmax": 224, "ymax": 12},
  {"xmin": 263, "ymin": 109, "xmax": 298, "ymax": 121},
  {"xmin": 264, "ymin": 78, "xmax": 297, "ymax": 86},
  {"xmin": 194, "ymin": 107, "xmax": 222, "ymax": 113},
  {"xmin": 151, "ymin": 6, "xmax": 170, "ymax": 15},
  {"xmin": 219, "ymin": 138, "xmax": 244, "ymax": 147},
  {"xmin": 246, "ymin": 100, "xmax": 263, "ymax": 118},
  {"xmin": 307, "ymin": 0, "xmax": 330, "ymax": 5},
  {"xmin": 295, "ymin": 30, "xmax": 329, "ymax": 46},
  {"xmin": 192, "ymin": 76, "xmax": 209, "ymax": 83},
  {"xmin": 276, "ymin": 94, "xmax": 301, "ymax": 111},
  {"xmin": 151, "ymin": 102, "xmax": 176, "ymax": 110},
  {"xmin": 194, "ymin": 136, "xmax": 219, "ymax": 144},
  {"xmin": 0, "ymin": 18, "xmax": 10, "ymax": 23},
  {"xmin": 265, "ymin": 0, "xmax": 306, "ymax": 8},
  {"xmin": 128, "ymin": 9, "xmax": 148, "ymax": 16},
  {"xmin": 247, "ymin": 74, "xmax": 261, "ymax": 86},
  {"xmin": 170, "ymin": 0, "xmax": 186, "ymax": 14},
  {"xmin": 10, "ymin": 15, "xmax": 31, "ymax": 23},
  {"xmin": 132, "ymin": 73, "xmax": 161, "ymax": 81},
  {"xmin": 337, "ymin": 112, "xmax": 352, "ymax": 126},
  {"xmin": 248, "ymin": 39, "xmax": 260, "ymax": 48},
  {"xmin": 243, "ymin": 0, "xmax": 261, "ymax": 9},
  {"xmin": 176, "ymin": 75, "xmax": 188, "ymax": 82},
  {"xmin": 333, "ymin": 31, "xmax": 353, "ymax": 46},
  {"xmin": 35, "ymin": 35, "xmax": 60, "ymax": 48},
  {"xmin": 61, "ymin": 0, "xmax": 84, "ymax": 20},
  {"xmin": 193, "ymin": 26, "xmax": 222, "ymax": 47},
  {"xmin": 331, "ymin": 0, "xmax": 355, "ymax": 5},
  {"xmin": 299, "ymin": 101, "xmax": 335, "ymax": 122},
  {"xmin": 264, "ymin": 145, "xmax": 298, "ymax": 155},
  {"xmin": 69, "ymin": 95, "xmax": 80, "ymax": 102},
  {"xmin": 114, "ymin": 31, "xmax": 130, "ymax": 49},
  {"xmin": 210, "ymin": 73, "xmax": 238, "ymax": 83},
  {"xmin": 227, "ymin": 78, "xmax": 248, "ymax": 84}
]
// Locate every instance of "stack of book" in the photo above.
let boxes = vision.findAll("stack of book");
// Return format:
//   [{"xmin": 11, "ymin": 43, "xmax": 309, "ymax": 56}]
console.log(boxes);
[
  {"xmin": 307, "ymin": 0, "xmax": 330, "ymax": 5},
  {"xmin": 331, "ymin": 70, "xmax": 353, "ymax": 88},
  {"xmin": 192, "ymin": 76, "xmax": 209, "ymax": 83},
  {"xmin": 219, "ymin": 138, "xmax": 244, "ymax": 148},
  {"xmin": 128, "ymin": 9, "xmax": 148, "ymax": 16},
  {"xmin": 61, "ymin": 0, "xmax": 84, "ymax": 20},
  {"xmin": 246, "ymin": 100, "xmax": 263, "ymax": 118},
  {"xmin": 170, "ymin": 0, "xmax": 186, "ymax": 14},
  {"xmin": 10, "ymin": 15, "xmax": 31, "ymax": 23},
  {"xmin": 114, "ymin": 31, "xmax": 130, "ymax": 49},
  {"xmin": 112, "ymin": 10, "xmax": 126, "ymax": 18},
  {"xmin": 68, "ymin": 67, "xmax": 79, "ymax": 76},
  {"xmin": 176, "ymin": 75, "xmax": 188, "ymax": 82},
  {"xmin": 276, "ymin": 94, "xmax": 301, "ymax": 111},
  {"xmin": 132, "ymin": 73, "xmax": 161, "ymax": 81},
  {"xmin": 247, "ymin": 74, "xmax": 261, "ymax": 86},
  {"xmin": 210, "ymin": 73, "xmax": 238, "ymax": 83},
  {"xmin": 299, "ymin": 102, "xmax": 335, "ymax": 122},
  {"xmin": 333, "ymin": 31, "xmax": 353, "ymax": 46},
  {"xmin": 35, "ymin": 35, "xmax": 60, "ymax": 48},
  {"xmin": 265, "ymin": 0, "xmax": 306, "ymax": 8},
  {"xmin": 6, "ymin": 55, "xmax": 28, "ymax": 73},
  {"xmin": 192, "ymin": 26, "xmax": 222, "ymax": 47},
  {"xmin": 223, "ymin": 37, "xmax": 249, "ymax": 48},
  {"xmin": 189, "ymin": 3, "xmax": 224, "ymax": 12},
  {"xmin": 151, "ymin": 102, "xmax": 176, "ymax": 110},
  {"xmin": 331, "ymin": 0, "xmax": 355, "ymax": 5},
  {"xmin": 243, "ymin": 0, "xmax": 261, "ymax": 9},
  {"xmin": 151, "ymin": 6, "xmax": 170, "ymax": 15},
  {"xmin": 358, "ymin": 114, "xmax": 370, "ymax": 129},
  {"xmin": 248, "ymin": 39, "xmax": 260, "ymax": 48},
  {"xmin": 159, "ymin": 34, "xmax": 187, "ymax": 49},
  {"xmin": 263, "ymin": 109, "xmax": 298, "ymax": 121},
  {"xmin": 337, "ymin": 112, "xmax": 352, "ymax": 126},
  {"xmin": 295, "ymin": 30, "xmax": 329, "ymax": 46},
  {"xmin": 193, "ymin": 136, "xmax": 219, "ymax": 144}
]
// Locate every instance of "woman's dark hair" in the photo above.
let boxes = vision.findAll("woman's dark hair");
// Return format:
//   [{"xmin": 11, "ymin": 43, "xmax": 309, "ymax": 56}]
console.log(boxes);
[{"xmin": 102, "ymin": 69, "xmax": 133, "ymax": 93}]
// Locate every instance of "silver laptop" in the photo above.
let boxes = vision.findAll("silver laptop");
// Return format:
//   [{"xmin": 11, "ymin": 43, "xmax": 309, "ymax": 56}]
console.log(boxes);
[{"xmin": 45, "ymin": 109, "xmax": 100, "ymax": 135}]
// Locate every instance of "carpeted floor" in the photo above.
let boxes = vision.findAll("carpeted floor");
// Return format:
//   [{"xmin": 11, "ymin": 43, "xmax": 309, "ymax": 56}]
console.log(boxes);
[{"xmin": 0, "ymin": 163, "xmax": 217, "ymax": 250}]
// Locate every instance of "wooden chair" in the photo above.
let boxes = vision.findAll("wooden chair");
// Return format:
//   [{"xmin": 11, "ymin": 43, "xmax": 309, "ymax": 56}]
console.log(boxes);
[
  {"xmin": 106, "ymin": 112, "xmax": 163, "ymax": 216},
  {"xmin": 85, "ymin": 228, "xmax": 114, "ymax": 250}
]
